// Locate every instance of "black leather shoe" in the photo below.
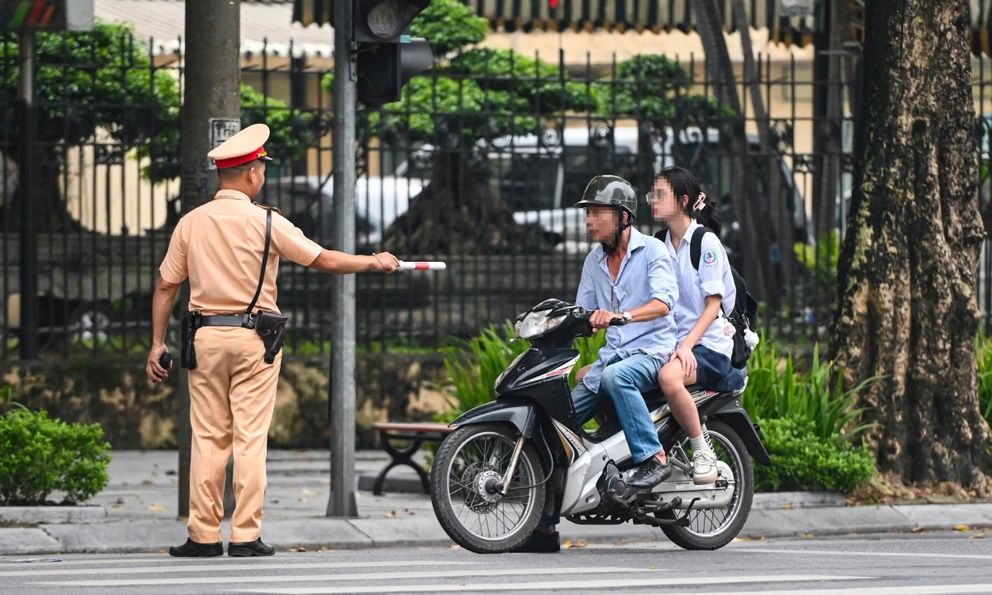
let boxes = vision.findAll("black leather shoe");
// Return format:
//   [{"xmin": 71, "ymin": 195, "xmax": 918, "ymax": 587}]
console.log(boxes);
[
  {"xmin": 626, "ymin": 456, "xmax": 672, "ymax": 491},
  {"xmin": 512, "ymin": 530, "xmax": 560, "ymax": 553},
  {"xmin": 228, "ymin": 538, "xmax": 276, "ymax": 557},
  {"xmin": 168, "ymin": 538, "xmax": 223, "ymax": 558}
]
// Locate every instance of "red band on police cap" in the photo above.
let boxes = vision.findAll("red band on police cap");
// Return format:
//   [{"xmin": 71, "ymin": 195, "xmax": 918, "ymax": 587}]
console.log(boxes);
[{"xmin": 215, "ymin": 146, "xmax": 268, "ymax": 169}]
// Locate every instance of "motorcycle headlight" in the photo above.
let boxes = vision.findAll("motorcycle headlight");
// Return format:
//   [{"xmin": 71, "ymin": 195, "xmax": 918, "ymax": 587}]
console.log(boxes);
[{"xmin": 514, "ymin": 310, "xmax": 566, "ymax": 340}]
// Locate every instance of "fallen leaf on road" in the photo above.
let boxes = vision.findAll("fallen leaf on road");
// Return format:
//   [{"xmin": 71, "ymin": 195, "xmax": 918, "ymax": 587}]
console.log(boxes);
[
  {"xmin": 954, "ymin": 524, "xmax": 971, "ymax": 532},
  {"xmin": 147, "ymin": 504, "xmax": 166, "ymax": 513},
  {"xmin": 911, "ymin": 526, "xmax": 925, "ymax": 533},
  {"xmin": 970, "ymin": 532, "xmax": 986, "ymax": 540},
  {"xmin": 563, "ymin": 539, "xmax": 587, "ymax": 549},
  {"xmin": 386, "ymin": 510, "xmax": 396, "ymax": 518},
  {"xmin": 289, "ymin": 547, "xmax": 306, "ymax": 552}
]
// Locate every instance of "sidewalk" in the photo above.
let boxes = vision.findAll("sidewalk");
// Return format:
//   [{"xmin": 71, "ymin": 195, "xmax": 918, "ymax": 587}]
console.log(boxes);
[{"xmin": 1, "ymin": 450, "xmax": 991, "ymax": 556}]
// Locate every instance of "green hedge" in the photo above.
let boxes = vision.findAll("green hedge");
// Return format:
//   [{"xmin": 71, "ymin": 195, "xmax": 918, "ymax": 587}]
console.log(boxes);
[
  {"xmin": 754, "ymin": 417, "xmax": 875, "ymax": 493},
  {"xmin": 0, "ymin": 406, "xmax": 111, "ymax": 505}
]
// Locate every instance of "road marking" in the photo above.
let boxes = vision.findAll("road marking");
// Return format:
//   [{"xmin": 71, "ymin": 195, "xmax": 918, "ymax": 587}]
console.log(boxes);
[
  {"xmin": 0, "ymin": 559, "xmax": 470, "ymax": 577},
  {"xmin": 232, "ymin": 574, "xmax": 866, "ymax": 594},
  {"xmin": 32, "ymin": 566, "xmax": 656, "ymax": 588},
  {"xmin": 731, "ymin": 547, "xmax": 992, "ymax": 562},
  {"xmin": 0, "ymin": 557, "xmax": 175, "ymax": 566},
  {"xmin": 622, "ymin": 585, "xmax": 992, "ymax": 595}
]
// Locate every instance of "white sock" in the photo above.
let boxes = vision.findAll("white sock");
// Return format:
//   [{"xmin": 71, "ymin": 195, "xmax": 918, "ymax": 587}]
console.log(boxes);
[{"xmin": 690, "ymin": 434, "xmax": 714, "ymax": 457}]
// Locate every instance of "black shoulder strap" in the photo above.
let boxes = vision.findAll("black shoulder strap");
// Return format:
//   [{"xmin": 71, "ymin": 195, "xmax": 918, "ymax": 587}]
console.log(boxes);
[
  {"xmin": 246, "ymin": 208, "xmax": 273, "ymax": 315},
  {"xmin": 689, "ymin": 226, "xmax": 709, "ymax": 270}
]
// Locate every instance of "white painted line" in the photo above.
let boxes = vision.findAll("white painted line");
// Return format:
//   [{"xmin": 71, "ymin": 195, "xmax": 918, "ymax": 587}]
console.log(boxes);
[
  {"xmin": 231, "ymin": 574, "xmax": 866, "ymax": 594},
  {"xmin": 731, "ymin": 547, "xmax": 992, "ymax": 562},
  {"xmin": 31, "ymin": 566, "xmax": 655, "ymax": 588},
  {"xmin": 0, "ymin": 559, "xmax": 468, "ymax": 578},
  {"xmin": 623, "ymin": 584, "xmax": 992, "ymax": 595},
  {"xmin": 0, "ymin": 557, "xmax": 175, "ymax": 566}
]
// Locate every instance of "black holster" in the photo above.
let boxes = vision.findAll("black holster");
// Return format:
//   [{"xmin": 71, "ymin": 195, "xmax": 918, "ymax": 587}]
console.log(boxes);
[
  {"xmin": 254, "ymin": 311, "xmax": 288, "ymax": 364},
  {"xmin": 181, "ymin": 311, "xmax": 201, "ymax": 369}
]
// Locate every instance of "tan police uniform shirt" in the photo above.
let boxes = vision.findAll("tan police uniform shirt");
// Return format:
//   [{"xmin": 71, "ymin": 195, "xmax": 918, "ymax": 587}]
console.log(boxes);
[{"xmin": 159, "ymin": 189, "xmax": 324, "ymax": 315}]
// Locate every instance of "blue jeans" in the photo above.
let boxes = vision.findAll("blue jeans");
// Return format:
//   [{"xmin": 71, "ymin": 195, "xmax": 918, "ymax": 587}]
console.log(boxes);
[
  {"xmin": 574, "ymin": 353, "xmax": 665, "ymax": 464},
  {"xmin": 539, "ymin": 353, "xmax": 666, "ymax": 527}
]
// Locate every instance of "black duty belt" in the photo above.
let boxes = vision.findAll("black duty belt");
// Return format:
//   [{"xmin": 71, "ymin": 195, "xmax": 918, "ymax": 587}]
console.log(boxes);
[{"xmin": 198, "ymin": 314, "xmax": 254, "ymax": 329}]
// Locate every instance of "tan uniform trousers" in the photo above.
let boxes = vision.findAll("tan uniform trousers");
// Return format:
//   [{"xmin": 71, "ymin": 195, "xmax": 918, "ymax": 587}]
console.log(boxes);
[{"xmin": 187, "ymin": 326, "xmax": 281, "ymax": 543}]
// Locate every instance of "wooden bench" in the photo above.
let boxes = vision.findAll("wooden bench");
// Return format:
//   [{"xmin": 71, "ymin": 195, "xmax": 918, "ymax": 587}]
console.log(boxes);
[{"xmin": 372, "ymin": 421, "xmax": 454, "ymax": 496}]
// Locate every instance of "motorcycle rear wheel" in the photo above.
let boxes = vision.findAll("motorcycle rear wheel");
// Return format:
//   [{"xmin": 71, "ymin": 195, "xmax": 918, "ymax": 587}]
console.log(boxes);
[
  {"xmin": 660, "ymin": 419, "xmax": 754, "ymax": 550},
  {"xmin": 430, "ymin": 423, "xmax": 546, "ymax": 553}
]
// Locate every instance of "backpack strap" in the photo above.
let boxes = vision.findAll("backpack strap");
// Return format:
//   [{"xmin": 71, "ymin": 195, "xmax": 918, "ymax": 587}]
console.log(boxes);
[
  {"xmin": 689, "ymin": 225, "xmax": 709, "ymax": 270},
  {"xmin": 245, "ymin": 207, "xmax": 274, "ymax": 316}
]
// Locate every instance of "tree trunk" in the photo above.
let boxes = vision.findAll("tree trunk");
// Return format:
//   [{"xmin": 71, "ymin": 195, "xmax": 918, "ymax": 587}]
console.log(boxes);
[
  {"xmin": 1, "ymin": 151, "xmax": 80, "ymax": 233},
  {"xmin": 731, "ymin": 0, "xmax": 795, "ymax": 301},
  {"xmin": 833, "ymin": 0, "xmax": 991, "ymax": 492},
  {"xmin": 692, "ymin": 0, "xmax": 771, "ymax": 303}
]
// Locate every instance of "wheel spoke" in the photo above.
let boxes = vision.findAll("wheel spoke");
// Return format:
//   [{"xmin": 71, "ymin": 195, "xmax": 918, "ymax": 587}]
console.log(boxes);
[{"xmin": 441, "ymin": 429, "xmax": 540, "ymax": 544}]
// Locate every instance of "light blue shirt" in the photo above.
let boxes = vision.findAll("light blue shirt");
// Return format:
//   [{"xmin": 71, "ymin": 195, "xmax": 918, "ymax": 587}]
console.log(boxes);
[
  {"xmin": 576, "ymin": 227, "xmax": 679, "ymax": 393},
  {"xmin": 663, "ymin": 219, "xmax": 736, "ymax": 359}
]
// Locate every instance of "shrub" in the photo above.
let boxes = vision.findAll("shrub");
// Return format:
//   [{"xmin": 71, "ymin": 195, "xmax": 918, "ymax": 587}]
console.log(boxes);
[
  {"xmin": 0, "ymin": 406, "xmax": 112, "ymax": 505},
  {"xmin": 754, "ymin": 416, "xmax": 875, "ymax": 493},
  {"xmin": 435, "ymin": 323, "xmax": 530, "ymax": 423},
  {"xmin": 977, "ymin": 334, "xmax": 992, "ymax": 426},
  {"xmin": 741, "ymin": 343, "xmax": 875, "ymax": 444}
]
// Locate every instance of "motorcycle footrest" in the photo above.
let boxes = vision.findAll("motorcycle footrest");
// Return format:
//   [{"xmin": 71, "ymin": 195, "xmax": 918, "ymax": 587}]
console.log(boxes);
[{"xmin": 636, "ymin": 496, "xmax": 682, "ymax": 513}]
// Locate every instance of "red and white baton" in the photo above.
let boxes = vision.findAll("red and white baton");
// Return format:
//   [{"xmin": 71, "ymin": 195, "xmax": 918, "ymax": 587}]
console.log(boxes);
[{"xmin": 398, "ymin": 261, "xmax": 447, "ymax": 271}]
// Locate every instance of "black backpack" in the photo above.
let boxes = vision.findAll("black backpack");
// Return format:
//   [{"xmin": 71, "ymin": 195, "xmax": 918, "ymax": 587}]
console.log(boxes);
[{"xmin": 657, "ymin": 226, "xmax": 758, "ymax": 369}]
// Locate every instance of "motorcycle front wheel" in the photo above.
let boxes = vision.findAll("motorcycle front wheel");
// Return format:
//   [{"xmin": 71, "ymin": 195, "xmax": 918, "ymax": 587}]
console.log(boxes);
[
  {"xmin": 660, "ymin": 419, "xmax": 754, "ymax": 550},
  {"xmin": 430, "ymin": 423, "xmax": 546, "ymax": 553}
]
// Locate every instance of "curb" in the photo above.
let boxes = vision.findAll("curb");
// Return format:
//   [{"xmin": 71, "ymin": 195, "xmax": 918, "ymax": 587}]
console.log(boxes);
[{"xmin": 2, "ymin": 503, "xmax": 991, "ymax": 556}]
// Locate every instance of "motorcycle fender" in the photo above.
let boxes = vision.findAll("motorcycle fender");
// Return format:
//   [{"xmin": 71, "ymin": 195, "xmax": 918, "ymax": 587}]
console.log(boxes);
[
  {"xmin": 711, "ymin": 407, "xmax": 773, "ymax": 466},
  {"xmin": 450, "ymin": 400, "xmax": 553, "ymax": 474}
]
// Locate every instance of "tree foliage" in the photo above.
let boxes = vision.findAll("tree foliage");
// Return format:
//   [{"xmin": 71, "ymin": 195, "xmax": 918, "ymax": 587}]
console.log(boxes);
[{"xmin": 0, "ymin": 21, "xmax": 314, "ymax": 184}]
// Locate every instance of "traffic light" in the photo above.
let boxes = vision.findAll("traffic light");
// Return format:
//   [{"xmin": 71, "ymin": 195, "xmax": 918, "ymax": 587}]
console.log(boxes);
[{"xmin": 351, "ymin": 0, "xmax": 434, "ymax": 106}]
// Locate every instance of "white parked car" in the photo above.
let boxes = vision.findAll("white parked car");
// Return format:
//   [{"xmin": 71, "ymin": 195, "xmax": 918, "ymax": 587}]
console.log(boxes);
[{"xmin": 261, "ymin": 174, "xmax": 425, "ymax": 250}]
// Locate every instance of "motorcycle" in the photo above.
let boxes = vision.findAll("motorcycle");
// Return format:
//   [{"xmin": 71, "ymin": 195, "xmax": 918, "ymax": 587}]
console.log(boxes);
[{"xmin": 430, "ymin": 298, "xmax": 771, "ymax": 553}]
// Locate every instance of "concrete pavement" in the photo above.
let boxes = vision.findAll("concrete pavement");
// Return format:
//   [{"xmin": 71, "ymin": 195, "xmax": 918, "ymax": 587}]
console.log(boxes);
[{"xmin": 1, "ymin": 450, "xmax": 991, "ymax": 556}]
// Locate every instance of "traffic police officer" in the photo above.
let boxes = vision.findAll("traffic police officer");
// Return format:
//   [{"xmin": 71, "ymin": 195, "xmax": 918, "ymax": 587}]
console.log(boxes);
[{"xmin": 145, "ymin": 124, "xmax": 400, "ymax": 557}]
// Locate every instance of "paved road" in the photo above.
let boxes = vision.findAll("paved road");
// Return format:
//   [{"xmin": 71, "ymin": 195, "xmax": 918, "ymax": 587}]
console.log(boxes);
[{"xmin": 1, "ymin": 531, "xmax": 989, "ymax": 594}]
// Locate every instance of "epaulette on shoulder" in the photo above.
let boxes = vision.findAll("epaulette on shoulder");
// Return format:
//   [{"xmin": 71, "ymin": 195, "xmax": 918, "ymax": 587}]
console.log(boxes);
[{"xmin": 252, "ymin": 202, "xmax": 282, "ymax": 215}]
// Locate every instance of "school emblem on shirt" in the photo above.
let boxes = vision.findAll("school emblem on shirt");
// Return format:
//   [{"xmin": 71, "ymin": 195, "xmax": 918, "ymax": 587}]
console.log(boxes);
[{"xmin": 702, "ymin": 249, "xmax": 718, "ymax": 266}]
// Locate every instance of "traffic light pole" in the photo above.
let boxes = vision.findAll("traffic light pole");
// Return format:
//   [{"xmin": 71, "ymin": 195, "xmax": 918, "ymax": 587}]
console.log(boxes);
[{"xmin": 327, "ymin": 0, "xmax": 359, "ymax": 518}]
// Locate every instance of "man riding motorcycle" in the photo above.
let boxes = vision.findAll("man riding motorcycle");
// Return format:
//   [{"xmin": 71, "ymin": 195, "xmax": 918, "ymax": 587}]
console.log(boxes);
[{"xmin": 518, "ymin": 174, "xmax": 680, "ymax": 552}]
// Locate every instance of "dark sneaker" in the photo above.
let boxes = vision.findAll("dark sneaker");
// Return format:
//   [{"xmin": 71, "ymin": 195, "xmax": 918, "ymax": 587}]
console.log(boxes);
[
  {"xmin": 228, "ymin": 538, "xmax": 276, "ymax": 557},
  {"xmin": 168, "ymin": 538, "xmax": 223, "ymax": 558},
  {"xmin": 512, "ymin": 530, "xmax": 560, "ymax": 553},
  {"xmin": 626, "ymin": 456, "xmax": 672, "ymax": 491}
]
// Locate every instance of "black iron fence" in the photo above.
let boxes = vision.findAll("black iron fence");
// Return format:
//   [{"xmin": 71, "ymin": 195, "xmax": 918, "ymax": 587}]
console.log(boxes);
[{"xmin": 1, "ymin": 30, "xmax": 990, "ymax": 360}]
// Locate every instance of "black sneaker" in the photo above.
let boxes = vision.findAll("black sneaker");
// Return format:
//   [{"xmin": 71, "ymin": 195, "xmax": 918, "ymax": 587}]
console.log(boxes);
[
  {"xmin": 626, "ymin": 456, "xmax": 672, "ymax": 491},
  {"xmin": 512, "ymin": 530, "xmax": 560, "ymax": 553},
  {"xmin": 168, "ymin": 538, "xmax": 223, "ymax": 558},
  {"xmin": 228, "ymin": 538, "xmax": 276, "ymax": 557}
]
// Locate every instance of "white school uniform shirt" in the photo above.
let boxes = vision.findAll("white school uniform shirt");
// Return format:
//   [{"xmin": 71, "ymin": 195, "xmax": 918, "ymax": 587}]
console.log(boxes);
[{"xmin": 663, "ymin": 219, "xmax": 736, "ymax": 359}]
